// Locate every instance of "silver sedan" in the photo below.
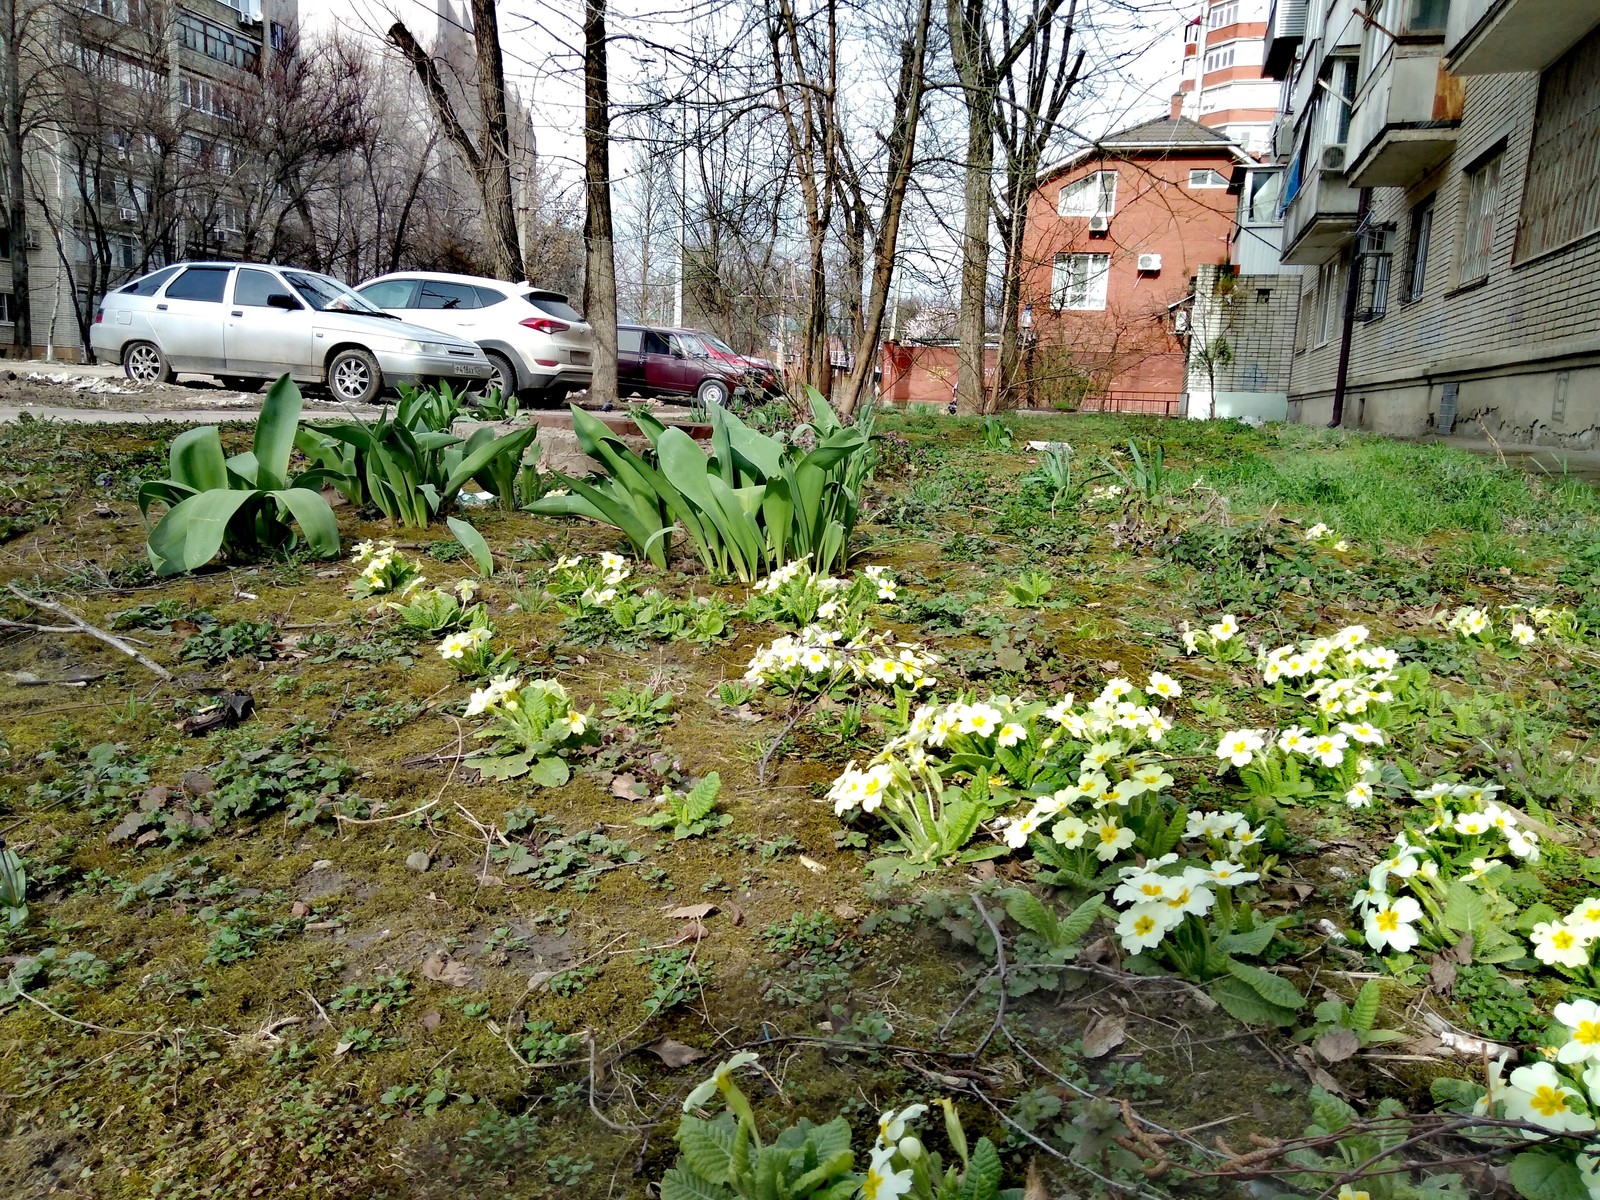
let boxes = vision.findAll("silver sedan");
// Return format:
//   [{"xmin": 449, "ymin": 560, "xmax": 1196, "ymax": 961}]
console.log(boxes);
[{"xmin": 90, "ymin": 261, "xmax": 493, "ymax": 404}]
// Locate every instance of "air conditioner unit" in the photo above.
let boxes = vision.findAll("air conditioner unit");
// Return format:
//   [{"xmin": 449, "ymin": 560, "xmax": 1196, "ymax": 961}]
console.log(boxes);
[
  {"xmin": 1320, "ymin": 143, "xmax": 1347, "ymax": 173},
  {"xmin": 118, "ymin": 205, "xmax": 138, "ymax": 222},
  {"xmin": 1173, "ymin": 309, "xmax": 1191, "ymax": 333},
  {"xmin": 1087, "ymin": 214, "xmax": 1110, "ymax": 233},
  {"xmin": 1137, "ymin": 253, "xmax": 1162, "ymax": 272}
]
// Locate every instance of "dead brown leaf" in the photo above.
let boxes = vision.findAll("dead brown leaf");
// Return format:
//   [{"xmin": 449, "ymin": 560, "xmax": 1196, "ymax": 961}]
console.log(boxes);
[
  {"xmin": 421, "ymin": 949, "xmax": 475, "ymax": 988},
  {"xmin": 611, "ymin": 773, "xmax": 646, "ymax": 801},
  {"xmin": 666, "ymin": 903, "xmax": 717, "ymax": 921},
  {"xmin": 1314, "ymin": 1027, "xmax": 1361, "ymax": 1063},
  {"xmin": 1080, "ymin": 1013, "xmax": 1126, "ymax": 1059},
  {"xmin": 645, "ymin": 1037, "xmax": 707, "ymax": 1069}
]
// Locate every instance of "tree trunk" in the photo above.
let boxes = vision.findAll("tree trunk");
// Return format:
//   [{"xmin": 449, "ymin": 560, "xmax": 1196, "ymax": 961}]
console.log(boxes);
[
  {"xmin": 583, "ymin": 0, "xmax": 618, "ymax": 407},
  {"xmin": 468, "ymin": 0, "xmax": 522, "ymax": 280},
  {"xmin": 838, "ymin": 0, "xmax": 933, "ymax": 417},
  {"xmin": 1, "ymin": 0, "xmax": 32, "ymax": 355},
  {"xmin": 954, "ymin": 94, "xmax": 993, "ymax": 415}
]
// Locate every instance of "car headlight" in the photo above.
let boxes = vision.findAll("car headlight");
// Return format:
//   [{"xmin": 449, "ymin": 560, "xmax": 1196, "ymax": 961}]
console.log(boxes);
[{"xmin": 394, "ymin": 339, "xmax": 453, "ymax": 355}]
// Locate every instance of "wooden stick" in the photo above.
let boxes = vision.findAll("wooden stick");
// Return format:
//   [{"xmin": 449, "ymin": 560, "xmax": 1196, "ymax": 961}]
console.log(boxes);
[{"xmin": 4, "ymin": 584, "xmax": 174, "ymax": 681}]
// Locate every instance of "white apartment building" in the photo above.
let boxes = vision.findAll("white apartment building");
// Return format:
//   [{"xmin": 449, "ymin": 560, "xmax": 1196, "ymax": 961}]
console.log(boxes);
[
  {"xmin": 0, "ymin": 0, "xmax": 298, "ymax": 361},
  {"xmin": 1178, "ymin": 0, "xmax": 1282, "ymax": 153},
  {"xmin": 1263, "ymin": 0, "xmax": 1600, "ymax": 442}
]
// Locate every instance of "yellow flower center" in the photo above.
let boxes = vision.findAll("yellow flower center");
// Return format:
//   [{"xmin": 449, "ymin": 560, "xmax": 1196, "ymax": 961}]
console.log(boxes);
[
  {"xmin": 1133, "ymin": 915, "xmax": 1156, "ymax": 936},
  {"xmin": 1099, "ymin": 827, "xmax": 1119, "ymax": 844},
  {"xmin": 1140, "ymin": 883, "xmax": 1164, "ymax": 897},
  {"xmin": 1375, "ymin": 911, "xmax": 1401, "ymax": 933},
  {"xmin": 1531, "ymin": 1085, "xmax": 1571, "ymax": 1118},
  {"xmin": 1575, "ymin": 1021, "xmax": 1600, "ymax": 1046},
  {"xmin": 864, "ymin": 1167, "xmax": 886, "ymax": 1200},
  {"xmin": 1553, "ymin": 930, "xmax": 1576, "ymax": 950}
]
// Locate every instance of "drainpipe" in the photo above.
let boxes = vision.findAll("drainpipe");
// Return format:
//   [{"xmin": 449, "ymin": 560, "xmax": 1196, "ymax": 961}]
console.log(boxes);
[{"xmin": 1329, "ymin": 188, "xmax": 1370, "ymax": 428}]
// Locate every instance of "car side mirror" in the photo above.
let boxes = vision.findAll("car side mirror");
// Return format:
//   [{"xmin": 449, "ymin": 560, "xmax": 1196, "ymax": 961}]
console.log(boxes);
[
  {"xmin": 267, "ymin": 293, "xmax": 302, "ymax": 311},
  {"xmin": 671, "ymin": 346, "xmax": 685, "ymax": 359}
]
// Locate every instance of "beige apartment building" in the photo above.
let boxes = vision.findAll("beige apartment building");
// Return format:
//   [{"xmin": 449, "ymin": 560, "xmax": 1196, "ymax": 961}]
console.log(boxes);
[
  {"xmin": 1, "ymin": 0, "xmax": 298, "ymax": 361},
  {"xmin": 1262, "ymin": 0, "xmax": 1600, "ymax": 443}
]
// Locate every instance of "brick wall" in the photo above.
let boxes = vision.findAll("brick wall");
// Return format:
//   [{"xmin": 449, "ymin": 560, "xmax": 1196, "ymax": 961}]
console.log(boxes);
[{"xmin": 1286, "ymin": 62, "xmax": 1600, "ymax": 440}]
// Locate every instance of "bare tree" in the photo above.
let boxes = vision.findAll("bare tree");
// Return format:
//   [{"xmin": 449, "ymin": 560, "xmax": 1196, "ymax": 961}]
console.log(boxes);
[
  {"xmin": 946, "ymin": 0, "xmax": 1074, "ymax": 413},
  {"xmin": 388, "ymin": 1, "xmax": 522, "ymax": 280},
  {"xmin": 0, "ymin": 0, "xmax": 53, "ymax": 353},
  {"xmin": 990, "ymin": 0, "xmax": 1082, "ymax": 411},
  {"xmin": 835, "ymin": 0, "xmax": 934, "ymax": 416},
  {"xmin": 583, "ymin": 0, "xmax": 618, "ymax": 406}
]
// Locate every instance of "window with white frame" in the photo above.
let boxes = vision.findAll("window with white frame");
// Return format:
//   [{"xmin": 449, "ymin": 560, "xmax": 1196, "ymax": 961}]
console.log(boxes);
[
  {"xmin": 1208, "ymin": 0, "xmax": 1239, "ymax": 26},
  {"xmin": 1188, "ymin": 168, "xmax": 1229, "ymax": 188},
  {"xmin": 1315, "ymin": 259, "xmax": 1340, "ymax": 346},
  {"xmin": 1457, "ymin": 151, "xmax": 1503, "ymax": 285},
  {"xmin": 1203, "ymin": 44, "xmax": 1236, "ymax": 72},
  {"xmin": 1405, "ymin": 194, "xmax": 1434, "ymax": 301},
  {"xmin": 0, "ymin": 291, "xmax": 13, "ymax": 324},
  {"xmin": 1057, "ymin": 170, "xmax": 1117, "ymax": 218},
  {"xmin": 1051, "ymin": 253, "xmax": 1111, "ymax": 310}
]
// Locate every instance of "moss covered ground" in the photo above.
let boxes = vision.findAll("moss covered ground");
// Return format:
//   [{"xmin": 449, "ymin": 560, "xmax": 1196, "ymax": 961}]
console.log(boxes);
[{"xmin": 3, "ymin": 409, "xmax": 1600, "ymax": 1199}]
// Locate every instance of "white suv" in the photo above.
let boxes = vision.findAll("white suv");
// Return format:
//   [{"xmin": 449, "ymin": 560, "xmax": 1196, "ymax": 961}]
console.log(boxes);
[{"xmin": 354, "ymin": 271, "xmax": 594, "ymax": 404}]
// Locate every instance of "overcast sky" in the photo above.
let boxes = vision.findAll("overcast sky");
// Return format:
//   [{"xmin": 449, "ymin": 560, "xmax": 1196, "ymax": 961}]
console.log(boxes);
[{"xmin": 304, "ymin": 0, "xmax": 1190, "ymax": 176}]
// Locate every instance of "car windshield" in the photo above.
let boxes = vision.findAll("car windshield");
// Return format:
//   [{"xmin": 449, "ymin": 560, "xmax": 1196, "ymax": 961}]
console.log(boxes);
[
  {"xmin": 283, "ymin": 270, "xmax": 392, "ymax": 316},
  {"xmin": 700, "ymin": 333, "xmax": 739, "ymax": 356}
]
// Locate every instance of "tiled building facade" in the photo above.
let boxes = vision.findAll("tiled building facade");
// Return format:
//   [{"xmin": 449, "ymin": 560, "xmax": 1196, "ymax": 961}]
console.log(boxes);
[
  {"xmin": 1264, "ymin": 0, "xmax": 1600, "ymax": 442},
  {"xmin": 1, "ymin": 0, "xmax": 299, "ymax": 360}
]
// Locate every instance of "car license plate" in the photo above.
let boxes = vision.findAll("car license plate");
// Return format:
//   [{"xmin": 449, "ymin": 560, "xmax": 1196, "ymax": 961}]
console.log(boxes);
[
  {"xmin": 453, "ymin": 364, "xmax": 473, "ymax": 375},
  {"xmin": 570, "ymin": 352, "xmax": 592, "ymax": 366}
]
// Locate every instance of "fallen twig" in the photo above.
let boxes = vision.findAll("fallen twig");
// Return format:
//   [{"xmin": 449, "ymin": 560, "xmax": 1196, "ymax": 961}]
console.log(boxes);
[{"xmin": 4, "ymin": 584, "xmax": 173, "ymax": 681}]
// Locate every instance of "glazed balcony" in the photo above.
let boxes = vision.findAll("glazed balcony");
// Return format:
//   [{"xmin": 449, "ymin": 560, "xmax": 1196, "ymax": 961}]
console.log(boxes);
[{"xmin": 1280, "ymin": 157, "xmax": 1360, "ymax": 265}]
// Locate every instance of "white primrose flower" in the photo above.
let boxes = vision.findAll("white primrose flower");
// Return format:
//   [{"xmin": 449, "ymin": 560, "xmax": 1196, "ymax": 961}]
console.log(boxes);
[
  {"xmin": 1338, "ymin": 721, "xmax": 1384, "ymax": 746},
  {"xmin": 1308, "ymin": 731, "xmax": 1350, "ymax": 768},
  {"xmin": 862, "ymin": 1144, "xmax": 914, "ymax": 1200},
  {"xmin": 1115, "ymin": 902, "xmax": 1179, "ymax": 953},
  {"xmin": 682, "ymin": 1052, "xmax": 761, "ymax": 1112},
  {"xmin": 1090, "ymin": 818, "xmax": 1136, "ymax": 861},
  {"xmin": 1345, "ymin": 781, "xmax": 1375, "ymax": 809},
  {"xmin": 1146, "ymin": 671, "xmax": 1182, "ymax": 699},
  {"xmin": 1363, "ymin": 895, "xmax": 1423, "ymax": 954},
  {"xmin": 1207, "ymin": 613, "xmax": 1240, "ymax": 642},
  {"xmin": 997, "ymin": 722, "xmax": 1028, "ymax": 748},
  {"xmin": 1511, "ymin": 623, "xmax": 1537, "ymax": 646},
  {"xmin": 1568, "ymin": 898, "xmax": 1600, "ymax": 939},
  {"xmin": 1216, "ymin": 729, "xmax": 1265, "ymax": 769},
  {"xmin": 875, "ymin": 1103, "xmax": 928, "ymax": 1146},
  {"xmin": 1555, "ymin": 999, "xmax": 1600, "ymax": 1066},
  {"xmin": 1277, "ymin": 726, "xmax": 1311, "ymax": 755},
  {"xmin": 1201, "ymin": 861, "xmax": 1259, "ymax": 887},
  {"xmin": 1532, "ymin": 920, "xmax": 1593, "ymax": 970},
  {"xmin": 1051, "ymin": 815, "xmax": 1090, "ymax": 848},
  {"xmin": 1500, "ymin": 1061, "xmax": 1595, "ymax": 1136},
  {"xmin": 1304, "ymin": 522, "xmax": 1330, "ymax": 541}
]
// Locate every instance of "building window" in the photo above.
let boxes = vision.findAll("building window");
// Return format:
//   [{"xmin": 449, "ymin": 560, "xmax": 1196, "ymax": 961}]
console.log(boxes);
[
  {"xmin": 1457, "ymin": 151, "xmax": 1503, "ymax": 285},
  {"xmin": 270, "ymin": 22, "xmax": 289, "ymax": 52},
  {"xmin": 1203, "ymin": 44, "xmax": 1236, "ymax": 72},
  {"xmin": 1355, "ymin": 225, "xmax": 1393, "ymax": 321},
  {"xmin": 177, "ymin": 13, "xmax": 261, "ymax": 72},
  {"xmin": 1057, "ymin": 170, "xmax": 1117, "ymax": 218},
  {"xmin": 1516, "ymin": 28, "xmax": 1600, "ymax": 262},
  {"xmin": 1405, "ymin": 0, "xmax": 1449, "ymax": 33},
  {"xmin": 1245, "ymin": 169, "xmax": 1282, "ymax": 222},
  {"xmin": 1188, "ymin": 168, "xmax": 1229, "ymax": 188},
  {"xmin": 1405, "ymin": 195, "xmax": 1434, "ymax": 301},
  {"xmin": 1051, "ymin": 253, "xmax": 1111, "ymax": 310},
  {"xmin": 0, "ymin": 291, "xmax": 13, "ymax": 324},
  {"xmin": 1315, "ymin": 259, "xmax": 1341, "ymax": 346},
  {"xmin": 1208, "ymin": 0, "xmax": 1240, "ymax": 26}
]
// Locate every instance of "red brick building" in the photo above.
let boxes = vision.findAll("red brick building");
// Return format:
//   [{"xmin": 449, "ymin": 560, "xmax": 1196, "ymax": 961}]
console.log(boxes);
[{"xmin": 1023, "ymin": 111, "xmax": 1252, "ymax": 411}]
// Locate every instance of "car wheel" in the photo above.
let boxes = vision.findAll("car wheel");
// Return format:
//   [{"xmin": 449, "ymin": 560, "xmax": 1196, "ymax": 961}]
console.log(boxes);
[
  {"xmin": 483, "ymin": 351, "xmax": 517, "ymax": 402},
  {"xmin": 327, "ymin": 348, "xmax": 383, "ymax": 404},
  {"xmin": 124, "ymin": 341, "xmax": 172, "ymax": 386},
  {"xmin": 697, "ymin": 378, "xmax": 729, "ymax": 407}
]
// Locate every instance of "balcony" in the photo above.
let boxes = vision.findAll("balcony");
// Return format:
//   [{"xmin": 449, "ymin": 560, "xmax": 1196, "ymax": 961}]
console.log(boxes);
[
  {"xmin": 1346, "ymin": 46, "xmax": 1463, "ymax": 188},
  {"xmin": 1446, "ymin": 0, "xmax": 1600, "ymax": 74},
  {"xmin": 1263, "ymin": 0, "xmax": 1308, "ymax": 79},
  {"xmin": 1280, "ymin": 158, "xmax": 1360, "ymax": 265}
]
